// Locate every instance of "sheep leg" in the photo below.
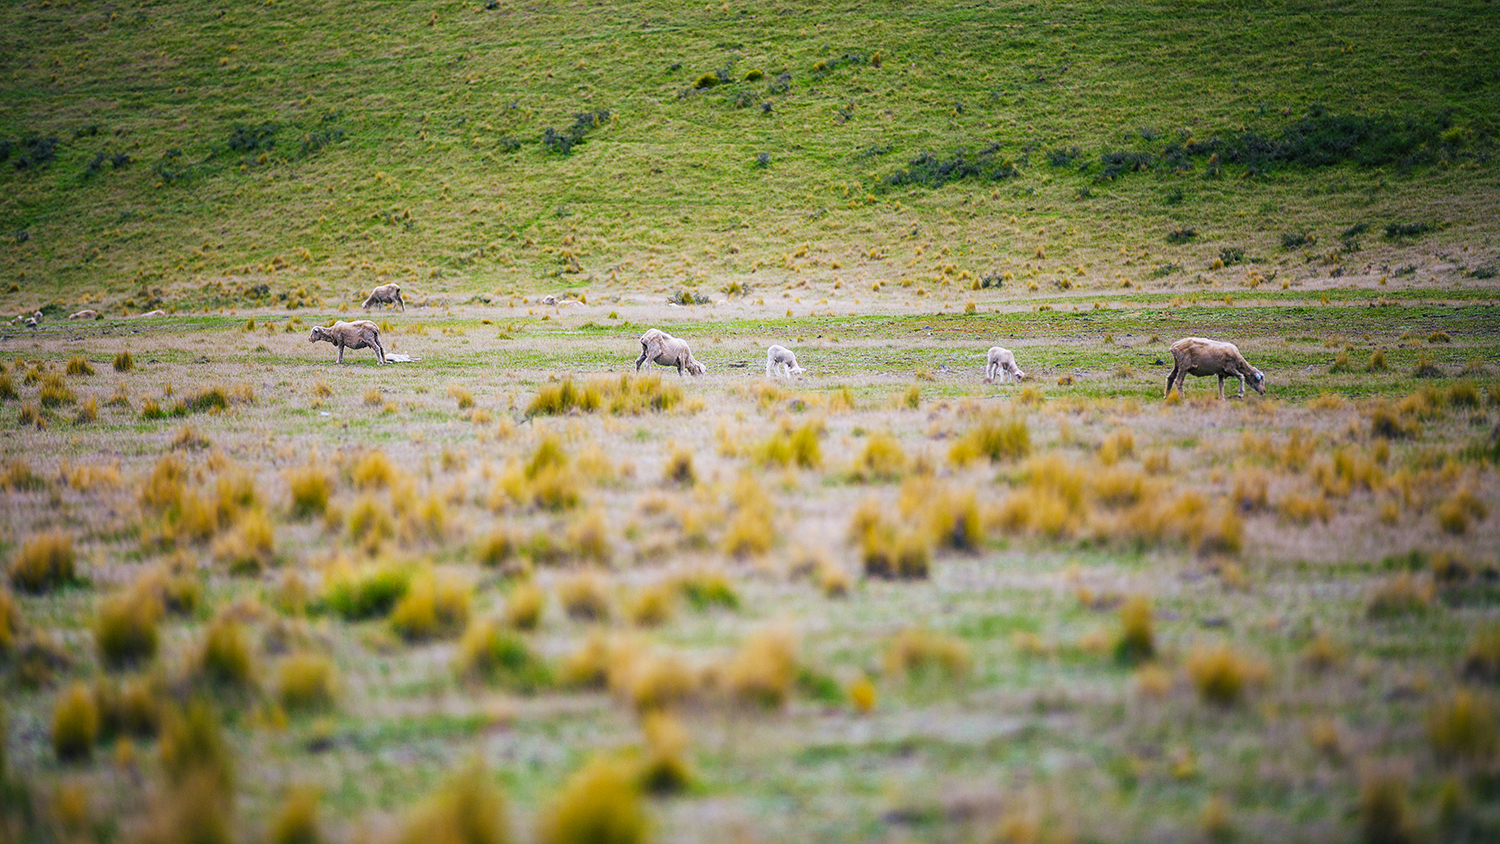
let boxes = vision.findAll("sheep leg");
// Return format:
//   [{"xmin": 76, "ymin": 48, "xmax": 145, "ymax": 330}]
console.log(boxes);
[
  {"xmin": 766, "ymin": 358, "xmax": 775, "ymax": 379},
  {"xmin": 1166, "ymin": 367, "xmax": 1179, "ymax": 397},
  {"xmin": 1217, "ymin": 374, "xmax": 1227, "ymax": 400},
  {"xmin": 372, "ymin": 337, "xmax": 387, "ymax": 365},
  {"xmin": 336, "ymin": 343, "xmax": 346, "ymax": 364},
  {"xmin": 635, "ymin": 348, "xmax": 648, "ymax": 371},
  {"xmin": 1234, "ymin": 373, "xmax": 1246, "ymax": 399},
  {"xmin": 396, "ymin": 295, "xmax": 405, "ymax": 313}
]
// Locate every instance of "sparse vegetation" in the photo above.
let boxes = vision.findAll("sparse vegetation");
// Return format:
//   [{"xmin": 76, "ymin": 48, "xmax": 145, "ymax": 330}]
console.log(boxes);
[{"xmin": 3, "ymin": 3, "xmax": 1499, "ymax": 841}]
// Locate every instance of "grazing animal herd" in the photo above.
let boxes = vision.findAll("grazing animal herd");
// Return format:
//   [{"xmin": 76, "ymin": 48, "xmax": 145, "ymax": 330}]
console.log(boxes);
[{"xmin": 14, "ymin": 281, "xmax": 1269, "ymax": 398}]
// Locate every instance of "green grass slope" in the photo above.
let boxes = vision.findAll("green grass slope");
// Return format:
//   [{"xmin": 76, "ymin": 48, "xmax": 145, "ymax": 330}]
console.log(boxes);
[{"xmin": 1, "ymin": 0, "xmax": 1498, "ymax": 314}]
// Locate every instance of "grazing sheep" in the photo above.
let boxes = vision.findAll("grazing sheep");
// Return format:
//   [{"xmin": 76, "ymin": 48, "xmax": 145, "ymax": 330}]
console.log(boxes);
[
  {"xmin": 24, "ymin": 316, "xmax": 38, "ymax": 328},
  {"xmin": 765, "ymin": 345, "xmax": 806, "ymax": 378},
  {"xmin": 140, "ymin": 309, "xmax": 166, "ymax": 318},
  {"xmin": 68, "ymin": 309, "xmax": 99, "ymax": 320},
  {"xmin": 1166, "ymin": 337, "xmax": 1265, "ymax": 400},
  {"xmin": 310, "ymin": 320, "xmax": 387, "ymax": 364},
  {"xmin": 984, "ymin": 346, "xmax": 1027, "ymax": 384},
  {"xmin": 636, "ymin": 328, "xmax": 705, "ymax": 376},
  {"xmin": 361, "ymin": 283, "xmax": 405, "ymax": 312}
]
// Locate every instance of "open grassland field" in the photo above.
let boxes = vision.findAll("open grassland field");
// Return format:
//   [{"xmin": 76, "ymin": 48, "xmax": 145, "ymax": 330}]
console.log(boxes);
[{"xmin": 3, "ymin": 1, "xmax": 1500, "ymax": 843}]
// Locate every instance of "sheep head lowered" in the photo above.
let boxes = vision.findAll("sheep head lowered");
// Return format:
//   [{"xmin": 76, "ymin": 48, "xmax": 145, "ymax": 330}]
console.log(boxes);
[
  {"xmin": 636, "ymin": 329, "xmax": 705, "ymax": 377},
  {"xmin": 310, "ymin": 320, "xmax": 387, "ymax": 365},
  {"xmin": 1166, "ymin": 337, "xmax": 1264, "ymax": 400},
  {"xmin": 985, "ymin": 346, "xmax": 1027, "ymax": 384}
]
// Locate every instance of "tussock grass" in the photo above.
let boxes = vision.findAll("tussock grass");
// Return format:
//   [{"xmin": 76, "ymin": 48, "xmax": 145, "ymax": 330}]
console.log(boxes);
[
  {"xmin": 1461, "ymin": 626, "xmax": 1500, "ymax": 682},
  {"xmin": 949, "ymin": 412, "xmax": 1030, "ymax": 465},
  {"xmin": 676, "ymin": 569, "xmax": 739, "ymax": 611},
  {"xmin": 530, "ymin": 374, "xmax": 684, "ymax": 417},
  {"xmin": 112, "ymin": 351, "xmax": 134, "ymax": 372},
  {"xmin": 1366, "ymin": 572, "xmax": 1434, "ymax": 619},
  {"xmin": 1113, "ymin": 596, "xmax": 1155, "ymax": 665},
  {"xmin": 277, "ymin": 653, "xmax": 337, "ymax": 713},
  {"xmin": 756, "ymin": 420, "xmax": 823, "ymax": 469},
  {"xmin": 1186, "ymin": 643, "xmax": 1266, "ymax": 706},
  {"xmin": 94, "ymin": 590, "xmax": 161, "ymax": 669},
  {"xmin": 270, "ymin": 787, "xmax": 322, "ymax": 844},
  {"xmin": 38, "ymin": 373, "xmax": 75, "ymax": 407},
  {"xmin": 626, "ymin": 582, "xmax": 676, "ymax": 628},
  {"xmin": 8, "ymin": 530, "xmax": 76, "ymax": 593},
  {"xmin": 455, "ymin": 618, "xmax": 551, "ymax": 692},
  {"xmin": 394, "ymin": 762, "xmax": 510, "ymax": 844},
  {"xmin": 503, "ymin": 581, "xmax": 546, "ymax": 631},
  {"xmin": 351, "ymin": 450, "xmax": 397, "ymax": 490},
  {"xmin": 537, "ymin": 756, "xmax": 646, "ymax": 844},
  {"xmin": 1426, "ymin": 689, "xmax": 1498, "ymax": 763},
  {"xmin": 286, "ymin": 465, "xmax": 331, "ymax": 519},
  {"xmin": 638, "ymin": 711, "xmax": 693, "ymax": 794},
  {"xmin": 726, "ymin": 627, "xmax": 798, "ymax": 709},
  {"xmin": 66, "ymin": 356, "xmax": 94, "ymax": 376},
  {"xmin": 321, "ymin": 564, "xmax": 410, "ymax": 620},
  {"xmin": 196, "ymin": 616, "xmax": 255, "ymax": 690},
  {"xmin": 558, "ymin": 570, "xmax": 611, "ymax": 622},
  {"xmin": 52, "ymin": 683, "xmax": 99, "ymax": 762},
  {"xmin": 724, "ymin": 473, "xmax": 776, "ymax": 558},
  {"xmin": 389, "ymin": 571, "xmax": 471, "ymax": 641},
  {"xmin": 848, "ymin": 430, "xmax": 907, "ymax": 482},
  {"xmin": 94, "ymin": 675, "xmax": 162, "ymax": 741},
  {"xmin": 214, "ymin": 509, "xmax": 276, "ymax": 574},
  {"xmin": 884, "ymin": 628, "xmax": 970, "ymax": 681},
  {"xmin": 1358, "ymin": 764, "xmax": 1418, "ymax": 844}
]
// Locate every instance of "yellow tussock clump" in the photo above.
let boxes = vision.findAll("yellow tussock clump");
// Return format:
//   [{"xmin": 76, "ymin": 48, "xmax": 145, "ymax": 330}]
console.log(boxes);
[
  {"xmin": 884, "ymin": 628, "xmax": 970, "ymax": 681},
  {"xmin": 503, "ymin": 581, "xmax": 546, "ymax": 630},
  {"xmin": 9, "ymin": 530, "xmax": 77, "ymax": 593},
  {"xmin": 389, "ymin": 570, "xmax": 471, "ymax": 641},
  {"xmin": 558, "ymin": 569, "xmax": 611, "ymax": 622},
  {"xmin": 726, "ymin": 627, "xmax": 798, "ymax": 709},
  {"xmin": 638, "ymin": 712, "xmax": 693, "ymax": 794},
  {"xmin": 1427, "ymin": 689, "xmax": 1498, "ymax": 763},
  {"xmin": 52, "ymin": 682, "xmax": 99, "ymax": 761},
  {"xmin": 395, "ymin": 761, "xmax": 511, "ymax": 844},
  {"xmin": 537, "ymin": 756, "xmax": 647, "ymax": 844},
  {"xmin": 278, "ymin": 652, "xmax": 338, "ymax": 713},
  {"xmin": 270, "ymin": 787, "xmax": 322, "ymax": 844},
  {"xmin": 94, "ymin": 589, "xmax": 161, "ymax": 669},
  {"xmin": 1185, "ymin": 643, "xmax": 1266, "ymax": 706}
]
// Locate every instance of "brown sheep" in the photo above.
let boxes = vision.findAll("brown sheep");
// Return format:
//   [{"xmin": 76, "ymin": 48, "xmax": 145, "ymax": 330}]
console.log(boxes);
[
  {"xmin": 362, "ymin": 283, "xmax": 405, "ymax": 312},
  {"xmin": 1166, "ymin": 337, "xmax": 1265, "ymax": 400},
  {"xmin": 310, "ymin": 320, "xmax": 387, "ymax": 364},
  {"xmin": 68, "ymin": 309, "xmax": 100, "ymax": 320},
  {"xmin": 984, "ymin": 346, "xmax": 1027, "ymax": 384},
  {"xmin": 636, "ymin": 328, "xmax": 705, "ymax": 376}
]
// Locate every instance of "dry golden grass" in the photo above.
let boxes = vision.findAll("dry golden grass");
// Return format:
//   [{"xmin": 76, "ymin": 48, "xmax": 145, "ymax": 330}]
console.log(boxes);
[
  {"xmin": 502, "ymin": 581, "xmax": 546, "ymax": 631},
  {"xmin": 389, "ymin": 571, "xmax": 471, "ymax": 641},
  {"xmin": 278, "ymin": 652, "xmax": 338, "ymax": 713},
  {"xmin": 884, "ymin": 628, "xmax": 970, "ymax": 681},
  {"xmin": 536, "ymin": 756, "xmax": 646, "ymax": 844},
  {"xmin": 1426, "ymin": 689, "xmax": 1498, "ymax": 763},
  {"xmin": 558, "ymin": 570, "xmax": 612, "ymax": 622},
  {"xmin": 1113, "ymin": 596, "xmax": 1155, "ymax": 665},
  {"xmin": 9, "ymin": 530, "xmax": 77, "ymax": 593},
  {"xmin": 52, "ymin": 682, "xmax": 99, "ymax": 762},
  {"xmin": 93, "ymin": 589, "xmax": 161, "ymax": 669},
  {"xmin": 394, "ymin": 761, "xmax": 510, "ymax": 844},
  {"xmin": 726, "ymin": 626, "xmax": 798, "ymax": 709},
  {"xmin": 1185, "ymin": 643, "xmax": 1268, "ymax": 706}
]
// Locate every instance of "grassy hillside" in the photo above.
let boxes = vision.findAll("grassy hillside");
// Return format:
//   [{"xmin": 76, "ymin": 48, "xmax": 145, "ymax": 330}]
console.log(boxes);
[
  {"xmin": 4, "ymin": 3, "xmax": 1500, "ymax": 844},
  {"xmin": 2, "ymin": 0, "xmax": 1498, "ymax": 313}
]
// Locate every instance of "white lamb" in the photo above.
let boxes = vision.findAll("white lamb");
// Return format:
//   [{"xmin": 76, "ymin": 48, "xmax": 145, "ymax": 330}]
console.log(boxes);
[
  {"xmin": 1166, "ymin": 337, "xmax": 1265, "ymax": 400},
  {"xmin": 765, "ymin": 345, "xmax": 806, "ymax": 379},
  {"xmin": 635, "ymin": 328, "xmax": 706, "ymax": 376},
  {"xmin": 984, "ymin": 346, "xmax": 1027, "ymax": 384}
]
